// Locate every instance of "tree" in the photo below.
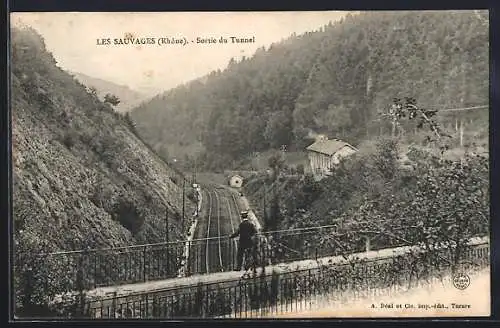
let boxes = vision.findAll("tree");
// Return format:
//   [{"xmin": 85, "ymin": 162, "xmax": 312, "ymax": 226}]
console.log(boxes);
[
  {"xmin": 267, "ymin": 152, "xmax": 285, "ymax": 181},
  {"xmin": 296, "ymin": 164, "xmax": 305, "ymax": 175},
  {"xmin": 373, "ymin": 138, "xmax": 399, "ymax": 180},
  {"xmin": 87, "ymin": 86, "xmax": 98, "ymax": 98},
  {"xmin": 104, "ymin": 93, "xmax": 121, "ymax": 107},
  {"xmin": 124, "ymin": 112, "xmax": 136, "ymax": 132},
  {"xmin": 379, "ymin": 97, "xmax": 452, "ymax": 153},
  {"xmin": 128, "ymin": 11, "xmax": 488, "ymax": 171},
  {"xmin": 268, "ymin": 193, "xmax": 282, "ymax": 232},
  {"xmin": 316, "ymin": 104, "xmax": 352, "ymax": 137},
  {"xmin": 264, "ymin": 109, "xmax": 293, "ymax": 148}
]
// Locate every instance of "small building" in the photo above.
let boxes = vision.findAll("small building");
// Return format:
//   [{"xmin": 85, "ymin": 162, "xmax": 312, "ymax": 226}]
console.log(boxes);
[
  {"xmin": 229, "ymin": 174, "xmax": 244, "ymax": 188},
  {"xmin": 306, "ymin": 136, "xmax": 358, "ymax": 179}
]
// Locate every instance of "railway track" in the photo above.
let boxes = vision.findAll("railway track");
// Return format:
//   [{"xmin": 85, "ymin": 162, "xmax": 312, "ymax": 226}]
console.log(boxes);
[
  {"xmin": 192, "ymin": 185, "xmax": 241, "ymax": 274},
  {"xmin": 226, "ymin": 191, "xmax": 242, "ymax": 267},
  {"xmin": 202, "ymin": 187, "xmax": 223, "ymax": 274},
  {"xmin": 187, "ymin": 183, "xmax": 276, "ymax": 275},
  {"xmin": 214, "ymin": 190, "xmax": 223, "ymax": 270},
  {"xmin": 204, "ymin": 190, "xmax": 213, "ymax": 273}
]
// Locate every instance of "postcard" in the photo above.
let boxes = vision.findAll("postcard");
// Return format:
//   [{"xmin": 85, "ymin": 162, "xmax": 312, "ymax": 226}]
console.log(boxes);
[{"xmin": 10, "ymin": 11, "xmax": 490, "ymax": 319}]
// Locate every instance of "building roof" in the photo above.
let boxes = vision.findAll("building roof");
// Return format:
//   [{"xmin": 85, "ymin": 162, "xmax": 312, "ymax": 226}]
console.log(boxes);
[{"xmin": 306, "ymin": 139, "xmax": 357, "ymax": 156}]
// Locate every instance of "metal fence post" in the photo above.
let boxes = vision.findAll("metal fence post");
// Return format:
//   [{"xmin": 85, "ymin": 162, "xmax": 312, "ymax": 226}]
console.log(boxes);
[
  {"xmin": 82, "ymin": 248, "xmax": 90, "ymax": 290},
  {"xmin": 365, "ymin": 236, "xmax": 371, "ymax": 252},
  {"xmin": 22, "ymin": 266, "xmax": 33, "ymax": 315},
  {"xmin": 165, "ymin": 208, "xmax": 170, "ymax": 277},
  {"xmin": 187, "ymin": 240, "xmax": 192, "ymax": 276},
  {"xmin": 76, "ymin": 257, "xmax": 87, "ymax": 318},
  {"xmin": 111, "ymin": 291, "xmax": 117, "ymax": 319},
  {"xmin": 77, "ymin": 251, "xmax": 85, "ymax": 290},
  {"xmin": 143, "ymin": 246, "xmax": 147, "ymax": 283},
  {"xmin": 182, "ymin": 179, "xmax": 186, "ymax": 230}
]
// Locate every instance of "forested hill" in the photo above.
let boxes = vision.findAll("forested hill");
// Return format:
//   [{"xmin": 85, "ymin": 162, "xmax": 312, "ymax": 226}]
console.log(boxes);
[
  {"xmin": 12, "ymin": 27, "xmax": 196, "ymax": 255},
  {"xmin": 131, "ymin": 11, "xmax": 488, "ymax": 171}
]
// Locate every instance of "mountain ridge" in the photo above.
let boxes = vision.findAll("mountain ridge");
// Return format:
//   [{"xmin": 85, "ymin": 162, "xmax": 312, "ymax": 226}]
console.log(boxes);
[
  {"xmin": 130, "ymin": 10, "xmax": 488, "ymax": 172},
  {"xmin": 70, "ymin": 71, "xmax": 155, "ymax": 112}
]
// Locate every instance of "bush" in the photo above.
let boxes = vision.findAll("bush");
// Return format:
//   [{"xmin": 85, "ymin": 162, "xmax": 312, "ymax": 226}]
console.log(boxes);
[
  {"xmin": 104, "ymin": 93, "xmax": 120, "ymax": 106},
  {"xmin": 246, "ymin": 135, "xmax": 489, "ymax": 268},
  {"xmin": 123, "ymin": 112, "xmax": 137, "ymax": 135},
  {"xmin": 62, "ymin": 132, "xmax": 77, "ymax": 149},
  {"xmin": 296, "ymin": 164, "xmax": 305, "ymax": 175},
  {"xmin": 320, "ymin": 151, "xmax": 489, "ymax": 265},
  {"xmin": 14, "ymin": 231, "xmax": 79, "ymax": 318},
  {"xmin": 373, "ymin": 138, "xmax": 399, "ymax": 180}
]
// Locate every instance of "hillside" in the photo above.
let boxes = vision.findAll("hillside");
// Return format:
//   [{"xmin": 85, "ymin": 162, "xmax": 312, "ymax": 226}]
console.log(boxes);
[
  {"xmin": 242, "ymin": 137, "xmax": 488, "ymax": 259},
  {"xmin": 11, "ymin": 26, "xmax": 197, "ymax": 305},
  {"xmin": 70, "ymin": 71, "xmax": 153, "ymax": 112},
  {"xmin": 131, "ymin": 10, "xmax": 488, "ymax": 171}
]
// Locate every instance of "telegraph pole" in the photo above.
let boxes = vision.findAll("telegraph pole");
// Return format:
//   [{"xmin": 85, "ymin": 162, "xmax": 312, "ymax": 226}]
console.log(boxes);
[
  {"xmin": 165, "ymin": 207, "xmax": 170, "ymax": 273},
  {"xmin": 195, "ymin": 186, "xmax": 199, "ymax": 218},
  {"xmin": 193, "ymin": 157, "xmax": 197, "ymax": 185},
  {"xmin": 460, "ymin": 119, "xmax": 464, "ymax": 147},
  {"xmin": 165, "ymin": 208, "xmax": 169, "ymax": 243},
  {"xmin": 182, "ymin": 178, "xmax": 186, "ymax": 230},
  {"xmin": 263, "ymin": 190, "xmax": 267, "ymax": 232}
]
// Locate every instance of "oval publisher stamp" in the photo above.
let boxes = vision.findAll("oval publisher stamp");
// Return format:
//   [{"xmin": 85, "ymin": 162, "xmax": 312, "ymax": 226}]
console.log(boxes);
[{"xmin": 453, "ymin": 273, "xmax": 471, "ymax": 290}]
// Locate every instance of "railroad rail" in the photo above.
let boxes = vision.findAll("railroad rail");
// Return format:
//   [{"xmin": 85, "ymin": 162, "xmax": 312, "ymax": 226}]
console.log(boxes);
[
  {"xmin": 198, "ymin": 186, "xmax": 233, "ymax": 274},
  {"xmin": 204, "ymin": 190, "xmax": 213, "ymax": 274}
]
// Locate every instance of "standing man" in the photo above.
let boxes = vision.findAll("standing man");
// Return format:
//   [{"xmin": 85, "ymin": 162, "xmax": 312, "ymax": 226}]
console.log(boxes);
[{"xmin": 230, "ymin": 211, "xmax": 257, "ymax": 271}]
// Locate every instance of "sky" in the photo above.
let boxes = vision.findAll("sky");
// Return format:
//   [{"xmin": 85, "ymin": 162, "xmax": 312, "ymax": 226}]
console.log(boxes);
[{"xmin": 11, "ymin": 12, "xmax": 350, "ymax": 96}]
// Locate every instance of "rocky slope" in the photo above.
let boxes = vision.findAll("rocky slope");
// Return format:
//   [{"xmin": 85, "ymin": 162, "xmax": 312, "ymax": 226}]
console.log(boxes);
[{"xmin": 11, "ymin": 26, "xmax": 196, "ymax": 255}]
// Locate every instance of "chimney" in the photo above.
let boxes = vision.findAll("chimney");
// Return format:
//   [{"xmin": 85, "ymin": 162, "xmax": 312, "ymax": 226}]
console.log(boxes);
[
  {"xmin": 316, "ymin": 134, "xmax": 328, "ymax": 142},
  {"xmin": 307, "ymin": 129, "xmax": 319, "ymax": 139}
]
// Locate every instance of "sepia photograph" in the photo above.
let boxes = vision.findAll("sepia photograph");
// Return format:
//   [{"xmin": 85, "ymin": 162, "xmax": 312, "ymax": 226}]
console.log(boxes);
[{"xmin": 10, "ymin": 10, "xmax": 490, "ymax": 319}]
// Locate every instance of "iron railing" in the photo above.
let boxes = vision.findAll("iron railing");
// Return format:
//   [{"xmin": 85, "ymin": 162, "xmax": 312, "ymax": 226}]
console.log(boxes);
[
  {"xmin": 32, "ymin": 240, "xmax": 186, "ymax": 290},
  {"xmin": 77, "ymin": 239, "xmax": 489, "ymax": 319},
  {"xmin": 27, "ymin": 225, "xmax": 347, "ymax": 293},
  {"xmin": 21, "ymin": 223, "xmax": 484, "ymax": 311}
]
